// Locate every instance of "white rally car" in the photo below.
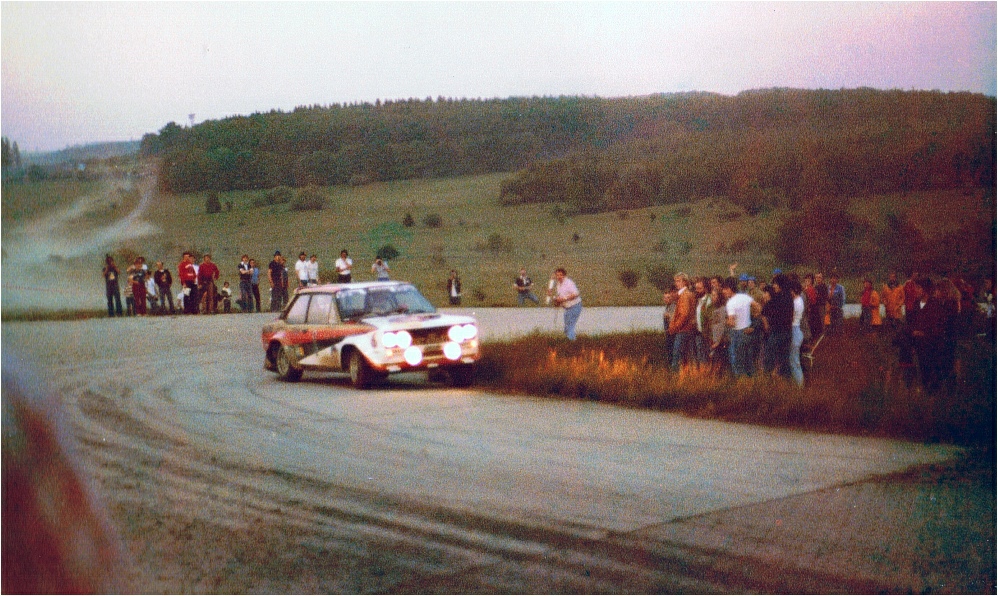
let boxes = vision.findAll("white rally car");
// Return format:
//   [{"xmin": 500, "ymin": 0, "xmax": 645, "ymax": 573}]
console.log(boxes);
[{"xmin": 262, "ymin": 282, "xmax": 479, "ymax": 388}]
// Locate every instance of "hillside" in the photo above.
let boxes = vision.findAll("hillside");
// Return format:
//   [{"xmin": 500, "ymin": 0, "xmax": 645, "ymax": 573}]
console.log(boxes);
[{"xmin": 2, "ymin": 164, "xmax": 992, "ymax": 314}]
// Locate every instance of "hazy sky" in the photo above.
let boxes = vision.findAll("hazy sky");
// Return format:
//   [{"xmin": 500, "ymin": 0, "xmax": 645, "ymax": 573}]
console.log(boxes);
[{"xmin": 2, "ymin": 2, "xmax": 995, "ymax": 152}]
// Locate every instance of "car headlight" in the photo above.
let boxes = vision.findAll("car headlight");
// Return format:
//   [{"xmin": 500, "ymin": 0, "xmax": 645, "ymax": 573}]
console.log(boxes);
[
  {"xmin": 383, "ymin": 330, "xmax": 413, "ymax": 349},
  {"xmin": 448, "ymin": 324, "xmax": 478, "ymax": 342}
]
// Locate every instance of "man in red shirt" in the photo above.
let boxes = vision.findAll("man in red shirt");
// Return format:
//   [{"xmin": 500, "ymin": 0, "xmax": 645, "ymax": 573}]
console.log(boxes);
[
  {"xmin": 178, "ymin": 252, "xmax": 198, "ymax": 314},
  {"xmin": 197, "ymin": 254, "xmax": 221, "ymax": 314}
]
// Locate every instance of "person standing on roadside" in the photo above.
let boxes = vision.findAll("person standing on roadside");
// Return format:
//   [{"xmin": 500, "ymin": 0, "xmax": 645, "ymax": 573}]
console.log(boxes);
[
  {"xmin": 268, "ymin": 251, "xmax": 284, "ymax": 311},
  {"xmin": 102, "ymin": 255, "xmax": 123, "ymax": 317},
  {"xmin": 372, "ymin": 258, "xmax": 391, "ymax": 281},
  {"xmin": 127, "ymin": 257, "xmax": 147, "ymax": 316},
  {"xmin": 668, "ymin": 273, "xmax": 698, "ymax": 371},
  {"xmin": 308, "ymin": 254, "xmax": 320, "ymax": 286},
  {"xmin": 238, "ymin": 255, "xmax": 254, "ymax": 313},
  {"xmin": 723, "ymin": 277, "xmax": 757, "ymax": 377},
  {"xmin": 550, "ymin": 268, "xmax": 583, "ymax": 341},
  {"xmin": 198, "ymin": 254, "xmax": 220, "ymax": 314},
  {"xmin": 178, "ymin": 252, "xmax": 198, "ymax": 314},
  {"xmin": 827, "ymin": 272, "xmax": 846, "ymax": 335},
  {"xmin": 294, "ymin": 252, "xmax": 310, "ymax": 289},
  {"xmin": 881, "ymin": 272, "xmax": 905, "ymax": 332},
  {"xmin": 335, "ymin": 250, "xmax": 353, "ymax": 283},
  {"xmin": 249, "ymin": 259, "xmax": 262, "ymax": 312},
  {"xmin": 153, "ymin": 261, "xmax": 174, "ymax": 314},
  {"xmin": 446, "ymin": 270, "xmax": 462, "ymax": 306}
]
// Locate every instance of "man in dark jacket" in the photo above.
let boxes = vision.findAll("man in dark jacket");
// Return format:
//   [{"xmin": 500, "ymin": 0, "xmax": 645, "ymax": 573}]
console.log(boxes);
[{"xmin": 908, "ymin": 277, "xmax": 949, "ymax": 393}]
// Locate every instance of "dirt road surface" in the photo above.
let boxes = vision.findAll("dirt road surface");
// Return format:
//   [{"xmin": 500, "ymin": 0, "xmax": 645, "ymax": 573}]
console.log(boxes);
[{"xmin": 5, "ymin": 309, "xmax": 994, "ymax": 593}]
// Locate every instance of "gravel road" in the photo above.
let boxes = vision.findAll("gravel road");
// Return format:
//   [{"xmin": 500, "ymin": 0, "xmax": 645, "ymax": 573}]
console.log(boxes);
[{"xmin": 4, "ymin": 309, "xmax": 993, "ymax": 593}]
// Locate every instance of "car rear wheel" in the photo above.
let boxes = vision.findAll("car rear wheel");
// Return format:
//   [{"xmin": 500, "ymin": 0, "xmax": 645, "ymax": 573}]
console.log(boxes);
[
  {"xmin": 348, "ymin": 350, "xmax": 374, "ymax": 389},
  {"xmin": 276, "ymin": 346, "xmax": 303, "ymax": 382}
]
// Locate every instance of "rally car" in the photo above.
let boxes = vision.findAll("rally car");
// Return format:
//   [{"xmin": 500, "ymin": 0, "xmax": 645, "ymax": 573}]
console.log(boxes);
[{"xmin": 262, "ymin": 281, "xmax": 479, "ymax": 388}]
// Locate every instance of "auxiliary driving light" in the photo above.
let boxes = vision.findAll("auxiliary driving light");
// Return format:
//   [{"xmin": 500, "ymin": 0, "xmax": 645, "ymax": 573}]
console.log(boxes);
[
  {"xmin": 442, "ymin": 341, "xmax": 462, "ymax": 360},
  {"xmin": 403, "ymin": 346, "xmax": 423, "ymax": 366},
  {"xmin": 448, "ymin": 324, "xmax": 478, "ymax": 342},
  {"xmin": 383, "ymin": 330, "xmax": 413, "ymax": 349}
]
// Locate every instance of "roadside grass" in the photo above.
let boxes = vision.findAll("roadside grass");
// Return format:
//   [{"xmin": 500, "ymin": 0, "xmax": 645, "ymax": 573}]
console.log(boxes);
[
  {"xmin": 1, "ymin": 308, "xmax": 109, "ymax": 322},
  {"xmin": 477, "ymin": 320, "xmax": 996, "ymax": 447}
]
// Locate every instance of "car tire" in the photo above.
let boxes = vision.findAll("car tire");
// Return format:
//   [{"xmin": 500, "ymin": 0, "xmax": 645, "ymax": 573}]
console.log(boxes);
[
  {"xmin": 348, "ymin": 350, "xmax": 374, "ymax": 389},
  {"xmin": 449, "ymin": 364, "xmax": 476, "ymax": 388},
  {"xmin": 276, "ymin": 346, "xmax": 303, "ymax": 382}
]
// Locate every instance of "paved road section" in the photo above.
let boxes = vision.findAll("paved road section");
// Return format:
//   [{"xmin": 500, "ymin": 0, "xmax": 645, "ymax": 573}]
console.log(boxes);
[{"xmin": 4, "ymin": 310, "xmax": 991, "ymax": 593}]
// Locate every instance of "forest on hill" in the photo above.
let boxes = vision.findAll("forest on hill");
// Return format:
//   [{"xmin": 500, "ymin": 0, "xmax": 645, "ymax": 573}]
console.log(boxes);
[{"xmin": 141, "ymin": 88, "xmax": 996, "ymax": 213}]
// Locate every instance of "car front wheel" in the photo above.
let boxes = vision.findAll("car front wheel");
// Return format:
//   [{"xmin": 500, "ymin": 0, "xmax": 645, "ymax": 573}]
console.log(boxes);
[
  {"xmin": 348, "ymin": 350, "xmax": 374, "ymax": 389},
  {"xmin": 276, "ymin": 346, "xmax": 303, "ymax": 382}
]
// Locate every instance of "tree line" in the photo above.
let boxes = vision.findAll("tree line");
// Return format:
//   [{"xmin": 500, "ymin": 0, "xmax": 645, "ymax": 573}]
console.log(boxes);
[{"xmin": 142, "ymin": 89, "xmax": 995, "ymax": 209}]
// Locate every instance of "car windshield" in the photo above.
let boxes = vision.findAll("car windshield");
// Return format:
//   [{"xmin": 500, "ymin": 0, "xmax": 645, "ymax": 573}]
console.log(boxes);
[{"xmin": 336, "ymin": 285, "xmax": 436, "ymax": 320}]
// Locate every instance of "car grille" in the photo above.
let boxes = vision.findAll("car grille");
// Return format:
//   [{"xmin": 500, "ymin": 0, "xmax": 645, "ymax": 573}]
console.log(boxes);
[{"xmin": 409, "ymin": 327, "xmax": 449, "ymax": 345}]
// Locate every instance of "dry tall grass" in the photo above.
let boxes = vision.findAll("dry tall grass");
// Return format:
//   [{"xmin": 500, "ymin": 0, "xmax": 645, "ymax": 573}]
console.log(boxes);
[{"xmin": 477, "ymin": 321, "xmax": 996, "ymax": 446}]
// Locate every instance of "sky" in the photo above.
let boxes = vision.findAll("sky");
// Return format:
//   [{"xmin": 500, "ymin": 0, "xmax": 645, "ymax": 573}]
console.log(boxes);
[{"xmin": 2, "ymin": 2, "xmax": 996, "ymax": 152}]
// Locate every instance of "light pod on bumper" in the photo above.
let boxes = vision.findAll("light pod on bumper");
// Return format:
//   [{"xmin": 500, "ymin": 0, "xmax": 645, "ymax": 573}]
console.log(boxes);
[{"xmin": 448, "ymin": 324, "xmax": 478, "ymax": 342}]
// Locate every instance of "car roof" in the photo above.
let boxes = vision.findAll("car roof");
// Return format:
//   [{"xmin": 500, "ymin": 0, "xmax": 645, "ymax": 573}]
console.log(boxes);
[{"xmin": 296, "ymin": 281, "xmax": 411, "ymax": 294}]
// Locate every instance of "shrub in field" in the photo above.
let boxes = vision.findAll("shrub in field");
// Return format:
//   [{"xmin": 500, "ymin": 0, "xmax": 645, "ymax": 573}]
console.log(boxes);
[
  {"xmin": 265, "ymin": 186, "xmax": 294, "ymax": 205},
  {"xmin": 423, "ymin": 213, "xmax": 443, "ymax": 228},
  {"xmin": 618, "ymin": 269, "xmax": 640, "ymax": 290},
  {"xmin": 376, "ymin": 244, "xmax": 400, "ymax": 261},
  {"xmin": 205, "ymin": 192, "xmax": 222, "ymax": 214},
  {"xmin": 646, "ymin": 264, "xmax": 676, "ymax": 292},
  {"xmin": 402, "ymin": 212, "xmax": 415, "ymax": 227},
  {"xmin": 476, "ymin": 233, "xmax": 513, "ymax": 254},
  {"xmin": 290, "ymin": 186, "xmax": 326, "ymax": 211}
]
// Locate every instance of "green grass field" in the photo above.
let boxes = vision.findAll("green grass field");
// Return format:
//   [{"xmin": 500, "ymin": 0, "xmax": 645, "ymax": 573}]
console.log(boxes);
[{"xmin": 0, "ymin": 162, "xmax": 990, "ymax": 313}]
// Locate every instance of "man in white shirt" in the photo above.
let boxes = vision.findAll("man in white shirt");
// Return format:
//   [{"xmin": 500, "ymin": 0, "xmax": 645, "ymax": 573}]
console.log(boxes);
[
  {"xmin": 307, "ymin": 255, "xmax": 319, "ymax": 286},
  {"xmin": 551, "ymin": 267, "xmax": 582, "ymax": 340},
  {"xmin": 294, "ymin": 252, "xmax": 310, "ymax": 288},
  {"xmin": 723, "ymin": 276, "xmax": 757, "ymax": 377},
  {"xmin": 335, "ymin": 250, "xmax": 353, "ymax": 283}
]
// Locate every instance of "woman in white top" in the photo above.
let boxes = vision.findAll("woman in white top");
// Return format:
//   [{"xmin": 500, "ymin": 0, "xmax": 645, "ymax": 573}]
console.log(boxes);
[{"xmin": 789, "ymin": 279, "xmax": 806, "ymax": 386}]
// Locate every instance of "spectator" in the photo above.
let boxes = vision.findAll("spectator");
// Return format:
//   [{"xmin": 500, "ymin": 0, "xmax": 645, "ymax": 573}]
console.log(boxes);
[
  {"xmin": 909, "ymin": 277, "xmax": 949, "ymax": 393},
  {"xmin": 335, "ymin": 250, "xmax": 353, "ymax": 283},
  {"xmin": 178, "ymin": 252, "xmax": 199, "ymax": 315},
  {"xmin": 859, "ymin": 278, "xmax": 882, "ymax": 331},
  {"xmin": 446, "ymin": 270, "xmax": 462, "ymax": 306},
  {"xmin": 102, "ymin": 255, "xmax": 123, "ymax": 317},
  {"xmin": 268, "ymin": 251, "xmax": 285, "ymax": 312},
  {"xmin": 513, "ymin": 268, "xmax": 540, "ymax": 306},
  {"xmin": 308, "ymin": 254, "xmax": 320, "ymax": 286},
  {"xmin": 294, "ymin": 252, "xmax": 310, "ymax": 288},
  {"xmin": 762, "ymin": 275, "xmax": 793, "ymax": 378},
  {"xmin": 708, "ymin": 283, "xmax": 730, "ymax": 375},
  {"xmin": 219, "ymin": 281, "xmax": 233, "ymax": 313},
  {"xmin": 122, "ymin": 275, "xmax": 134, "ymax": 316},
  {"xmin": 903, "ymin": 271, "xmax": 921, "ymax": 323},
  {"xmin": 881, "ymin": 272, "xmax": 905, "ymax": 332},
  {"xmin": 662, "ymin": 281, "xmax": 677, "ymax": 366},
  {"xmin": 127, "ymin": 258, "xmax": 147, "ymax": 316},
  {"xmin": 813, "ymin": 272, "xmax": 829, "ymax": 336},
  {"xmin": 723, "ymin": 277, "xmax": 757, "ymax": 377},
  {"xmin": 249, "ymin": 259, "xmax": 262, "ymax": 312},
  {"xmin": 827, "ymin": 272, "xmax": 845, "ymax": 335},
  {"xmin": 694, "ymin": 277, "xmax": 712, "ymax": 365},
  {"xmin": 153, "ymin": 261, "xmax": 174, "ymax": 314},
  {"xmin": 238, "ymin": 255, "xmax": 253, "ymax": 312},
  {"xmin": 668, "ymin": 273, "xmax": 698, "ymax": 371},
  {"xmin": 372, "ymin": 258, "xmax": 391, "ymax": 281},
  {"xmin": 198, "ymin": 254, "xmax": 220, "ymax": 314},
  {"xmin": 789, "ymin": 278, "xmax": 806, "ymax": 386},
  {"xmin": 551, "ymin": 267, "xmax": 582, "ymax": 341}
]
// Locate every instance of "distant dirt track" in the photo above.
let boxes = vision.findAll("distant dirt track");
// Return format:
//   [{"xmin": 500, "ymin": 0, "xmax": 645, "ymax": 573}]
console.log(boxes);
[{"xmin": 4, "ymin": 310, "xmax": 994, "ymax": 593}]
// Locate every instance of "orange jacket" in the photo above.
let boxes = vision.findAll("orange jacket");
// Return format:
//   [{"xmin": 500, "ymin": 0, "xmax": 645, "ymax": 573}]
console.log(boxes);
[
  {"xmin": 870, "ymin": 290, "xmax": 882, "ymax": 326},
  {"xmin": 881, "ymin": 284, "xmax": 905, "ymax": 321},
  {"xmin": 669, "ymin": 288, "xmax": 698, "ymax": 334}
]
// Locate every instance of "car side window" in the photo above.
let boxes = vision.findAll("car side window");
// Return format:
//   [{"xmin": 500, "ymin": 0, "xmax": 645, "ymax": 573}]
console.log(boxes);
[
  {"xmin": 306, "ymin": 293, "xmax": 333, "ymax": 325},
  {"xmin": 285, "ymin": 295, "xmax": 310, "ymax": 325}
]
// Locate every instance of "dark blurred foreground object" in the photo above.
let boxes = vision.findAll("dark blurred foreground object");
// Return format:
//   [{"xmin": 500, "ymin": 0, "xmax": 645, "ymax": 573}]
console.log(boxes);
[{"xmin": 2, "ymin": 353, "xmax": 124, "ymax": 593}]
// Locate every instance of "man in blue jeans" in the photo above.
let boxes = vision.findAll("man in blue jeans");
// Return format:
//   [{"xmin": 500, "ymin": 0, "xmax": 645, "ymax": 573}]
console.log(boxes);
[
  {"xmin": 723, "ymin": 277, "xmax": 758, "ymax": 377},
  {"xmin": 551, "ymin": 268, "xmax": 582, "ymax": 341}
]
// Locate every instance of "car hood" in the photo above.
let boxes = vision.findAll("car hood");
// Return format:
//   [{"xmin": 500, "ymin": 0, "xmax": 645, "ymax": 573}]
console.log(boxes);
[{"xmin": 359, "ymin": 312, "xmax": 477, "ymax": 330}]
